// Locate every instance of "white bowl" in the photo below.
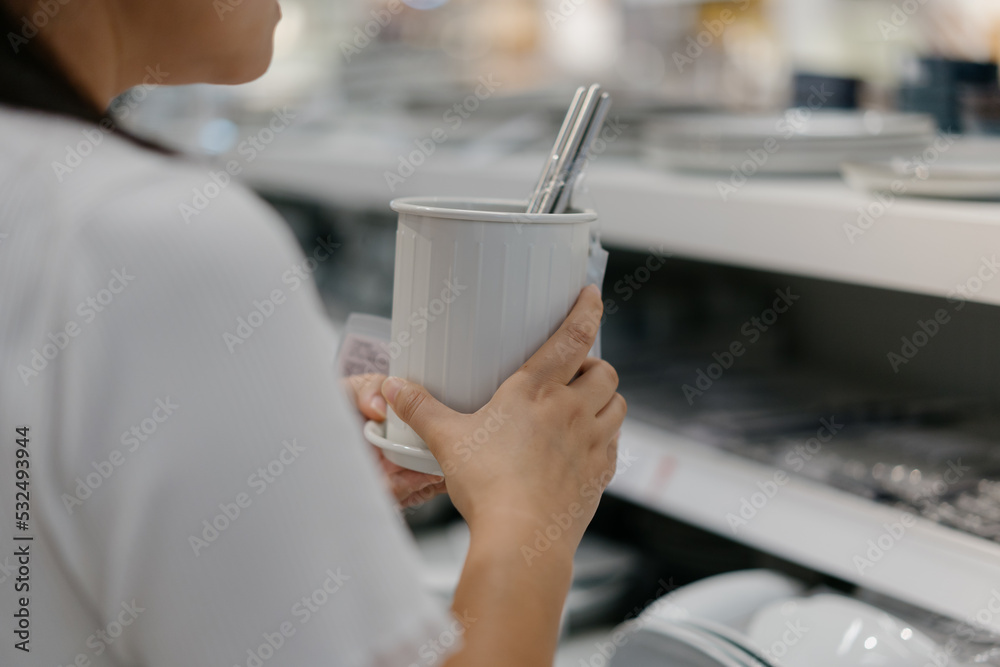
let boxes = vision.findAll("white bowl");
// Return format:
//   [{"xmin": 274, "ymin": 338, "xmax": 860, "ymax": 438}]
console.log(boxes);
[{"xmin": 746, "ymin": 594, "xmax": 962, "ymax": 667}]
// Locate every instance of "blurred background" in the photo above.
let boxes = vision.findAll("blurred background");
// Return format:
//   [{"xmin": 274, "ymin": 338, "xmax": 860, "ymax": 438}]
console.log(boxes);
[{"xmin": 120, "ymin": 0, "xmax": 1000, "ymax": 146}]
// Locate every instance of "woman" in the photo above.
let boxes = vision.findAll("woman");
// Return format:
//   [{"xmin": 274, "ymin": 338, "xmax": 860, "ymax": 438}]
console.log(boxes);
[{"xmin": 0, "ymin": 1, "xmax": 626, "ymax": 665}]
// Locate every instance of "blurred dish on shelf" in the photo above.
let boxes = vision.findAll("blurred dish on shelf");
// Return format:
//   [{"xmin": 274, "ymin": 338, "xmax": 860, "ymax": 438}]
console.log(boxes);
[
  {"xmin": 747, "ymin": 594, "xmax": 972, "ymax": 667},
  {"xmin": 842, "ymin": 157, "xmax": 1000, "ymax": 201},
  {"xmin": 642, "ymin": 111, "xmax": 936, "ymax": 175},
  {"xmin": 609, "ymin": 571, "xmax": 992, "ymax": 667}
]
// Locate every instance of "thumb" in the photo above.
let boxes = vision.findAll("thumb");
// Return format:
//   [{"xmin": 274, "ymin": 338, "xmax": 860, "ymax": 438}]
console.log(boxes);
[{"xmin": 381, "ymin": 377, "xmax": 454, "ymax": 444}]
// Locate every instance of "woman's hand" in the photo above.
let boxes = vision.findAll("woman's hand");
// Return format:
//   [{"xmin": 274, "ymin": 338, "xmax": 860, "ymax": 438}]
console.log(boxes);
[
  {"xmin": 345, "ymin": 373, "xmax": 446, "ymax": 508},
  {"xmin": 379, "ymin": 285, "xmax": 625, "ymax": 556}
]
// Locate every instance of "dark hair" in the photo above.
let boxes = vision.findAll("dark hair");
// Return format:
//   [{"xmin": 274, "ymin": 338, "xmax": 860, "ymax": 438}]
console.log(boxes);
[{"xmin": 0, "ymin": 2, "xmax": 172, "ymax": 153}]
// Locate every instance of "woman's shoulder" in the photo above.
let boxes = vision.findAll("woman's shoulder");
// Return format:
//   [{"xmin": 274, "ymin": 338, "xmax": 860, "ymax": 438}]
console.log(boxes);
[{"xmin": 0, "ymin": 104, "xmax": 294, "ymax": 262}]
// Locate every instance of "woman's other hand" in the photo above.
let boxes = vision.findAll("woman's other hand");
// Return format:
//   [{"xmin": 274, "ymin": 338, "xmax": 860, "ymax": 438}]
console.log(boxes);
[{"xmin": 345, "ymin": 373, "xmax": 446, "ymax": 508}]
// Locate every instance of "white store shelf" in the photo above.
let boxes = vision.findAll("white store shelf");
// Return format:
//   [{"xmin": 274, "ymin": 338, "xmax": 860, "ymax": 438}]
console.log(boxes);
[
  {"xmin": 609, "ymin": 418, "xmax": 1000, "ymax": 632},
  {"xmin": 243, "ymin": 130, "xmax": 1000, "ymax": 307}
]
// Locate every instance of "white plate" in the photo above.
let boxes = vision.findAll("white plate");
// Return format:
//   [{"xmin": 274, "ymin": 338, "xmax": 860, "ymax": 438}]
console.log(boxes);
[
  {"xmin": 641, "ymin": 569, "xmax": 805, "ymax": 630},
  {"xmin": 363, "ymin": 419, "xmax": 442, "ymax": 475},
  {"xmin": 646, "ymin": 111, "xmax": 936, "ymax": 143},
  {"xmin": 682, "ymin": 618, "xmax": 775, "ymax": 667},
  {"xmin": 842, "ymin": 158, "xmax": 1000, "ymax": 200},
  {"xmin": 614, "ymin": 622, "xmax": 751, "ymax": 667},
  {"xmin": 644, "ymin": 111, "xmax": 935, "ymax": 175},
  {"xmin": 746, "ymin": 594, "xmax": 970, "ymax": 667}
]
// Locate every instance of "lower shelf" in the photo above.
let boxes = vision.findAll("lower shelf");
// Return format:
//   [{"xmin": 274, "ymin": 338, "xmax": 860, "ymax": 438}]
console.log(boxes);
[{"xmin": 609, "ymin": 418, "xmax": 1000, "ymax": 632}]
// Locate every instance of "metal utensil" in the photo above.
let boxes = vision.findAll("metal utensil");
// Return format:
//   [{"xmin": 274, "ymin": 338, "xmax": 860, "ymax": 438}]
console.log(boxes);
[
  {"xmin": 527, "ymin": 83, "xmax": 613, "ymax": 215},
  {"xmin": 551, "ymin": 92, "xmax": 612, "ymax": 214},
  {"xmin": 526, "ymin": 86, "xmax": 585, "ymax": 214}
]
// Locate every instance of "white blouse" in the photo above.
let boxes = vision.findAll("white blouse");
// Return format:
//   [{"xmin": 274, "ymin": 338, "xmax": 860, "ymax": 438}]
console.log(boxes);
[{"xmin": 0, "ymin": 106, "xmax": 453, "ymax": 667}]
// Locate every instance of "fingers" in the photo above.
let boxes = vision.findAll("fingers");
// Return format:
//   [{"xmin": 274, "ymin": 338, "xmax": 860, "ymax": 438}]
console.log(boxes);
[
  {"xmin": 373, "ymin": 445, "xmax": 445, "ymax": 504},
  {"xmin": 400, "ymin": 481, "xmax": 447, "ymax": 509},
  {"xmin": 569, "ymin": 358, "xmax": 619, "ymax": 413},
  {"xmin": 596, "ymin": 393, "xmax": 627, "ymax": 446},
  {"xmin": 519, "ymin": 285, "xmax": 603, "ymax": 389},
  {"xmin": 381, "ymin": 377, "xmax": 456, "ymax": 446},
  {"xmin": 346, "ymin": 373, "xmax": 388, "ymax": 421}
]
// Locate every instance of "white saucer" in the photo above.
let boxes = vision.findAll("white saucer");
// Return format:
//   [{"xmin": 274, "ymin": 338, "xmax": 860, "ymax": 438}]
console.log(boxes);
[{"xmin": 363, "ymin": 420, "xmax": 443, "ymax": 475}]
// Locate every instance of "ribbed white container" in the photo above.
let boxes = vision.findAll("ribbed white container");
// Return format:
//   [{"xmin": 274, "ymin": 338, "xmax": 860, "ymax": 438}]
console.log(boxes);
[{"xmin": 382, "ymin": 197, "xmax": 595, "ymax": 473}]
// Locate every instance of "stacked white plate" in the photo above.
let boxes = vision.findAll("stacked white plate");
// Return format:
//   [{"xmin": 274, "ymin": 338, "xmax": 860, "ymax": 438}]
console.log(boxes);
[
  {"xmin": 643, "ymin": 111, "xmax": 936, "ymax": 175},
  {"xmin": 609, "ymin": 570, "xmax": 979, "ymax": 667},
  {"xmin": 842, "ymin": 148, "xmax": 1000, "ymax": 200},
  {"xmin": 610, "ymin": 570, "xmax": 803, "ymax": 667}
]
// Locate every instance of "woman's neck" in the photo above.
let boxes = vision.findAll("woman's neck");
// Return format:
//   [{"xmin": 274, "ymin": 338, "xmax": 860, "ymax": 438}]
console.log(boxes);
[{"xmin": 34, "ymin": 0, "xmax": 133, "ymax": 109}]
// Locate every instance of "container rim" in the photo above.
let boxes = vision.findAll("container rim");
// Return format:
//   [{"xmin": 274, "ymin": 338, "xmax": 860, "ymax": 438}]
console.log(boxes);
[{"xmin": 389, "ymin": 197, "xmax": 597, "ymax": 224}]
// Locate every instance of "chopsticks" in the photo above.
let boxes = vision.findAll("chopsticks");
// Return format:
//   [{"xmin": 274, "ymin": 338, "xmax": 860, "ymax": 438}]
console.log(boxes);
[{"xmin": 526, "ymin": 83, "xmax": 613, "ymax": 215}]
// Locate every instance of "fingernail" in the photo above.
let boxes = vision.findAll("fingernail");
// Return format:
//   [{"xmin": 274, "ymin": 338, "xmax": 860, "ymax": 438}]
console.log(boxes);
[
  {"xmin": 369, "ymin": 394, "xmax": 387, "ymax": 418},
  {"xmin": 381, "ymin": 376, "xmax": 405, "ymax": 403}
]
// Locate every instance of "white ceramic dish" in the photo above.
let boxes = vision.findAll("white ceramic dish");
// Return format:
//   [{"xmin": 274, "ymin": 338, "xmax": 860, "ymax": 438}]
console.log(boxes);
[
  {"xmin": 363, "ymin": 419, "xmax": 442, "ymax": 475},
  {"xmin": 644, "ymin": 111, "xmax": 935, "ymax": 175},
  {"xmin": 746, "ymin": 594, "xmax": 970, "ymax": 667},
  {"xmin": 647, "ymin": 111, "xmax": 936, "ymax": 143},
  {"xmin": 842, "ymin": 159, "xmax": 1000, "ymax": 200},
  {"xmin": 682, "ymin": 618, "xmax": 775, "ymax": 667},
  {"xmin": 612, "ymin": 621, "xmax": 751, "ymax": 667},
  {"xmin": 643, "ymin": 569, "xmax": 805, "ymax": 630}
]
